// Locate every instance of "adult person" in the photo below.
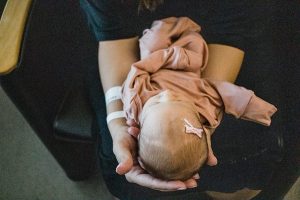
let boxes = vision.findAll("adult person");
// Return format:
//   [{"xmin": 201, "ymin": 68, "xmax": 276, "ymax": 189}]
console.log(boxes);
[{"xmin": 80, "ymin": 0, "xmax": 279, "ymax": 199}]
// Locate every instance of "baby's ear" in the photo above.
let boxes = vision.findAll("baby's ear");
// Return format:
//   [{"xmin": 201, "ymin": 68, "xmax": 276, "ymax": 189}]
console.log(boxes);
[{"xmin": 137, "ymin": 157, "xmax": 147, "ymax": 170}]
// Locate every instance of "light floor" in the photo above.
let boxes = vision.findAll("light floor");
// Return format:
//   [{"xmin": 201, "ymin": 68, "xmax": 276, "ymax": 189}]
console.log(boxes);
[{"xmin": 0, "ymin": 86, "xmax": 299, "ymax": 200}]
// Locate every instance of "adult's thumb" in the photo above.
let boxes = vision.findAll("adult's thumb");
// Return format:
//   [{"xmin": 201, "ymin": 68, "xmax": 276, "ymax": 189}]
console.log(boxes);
[{"xmin": 114, "ymin": 146, "xmax": 134, "ymax": 175}]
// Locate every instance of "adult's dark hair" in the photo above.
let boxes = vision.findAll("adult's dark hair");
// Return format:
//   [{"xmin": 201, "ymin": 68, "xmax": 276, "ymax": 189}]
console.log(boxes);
[{"xmin": 139, "ymin": 0, "xmax": 164, "ymax": 11}]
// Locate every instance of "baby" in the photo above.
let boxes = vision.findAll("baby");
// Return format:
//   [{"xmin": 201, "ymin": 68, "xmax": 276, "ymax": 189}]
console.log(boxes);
[
  {"xmin": 121, "ymin": 17, "xmax": 277, "ymax": 181},
  {"xmin": 137, "ymin": 90, "xmax": 209, "ymax": 180}
]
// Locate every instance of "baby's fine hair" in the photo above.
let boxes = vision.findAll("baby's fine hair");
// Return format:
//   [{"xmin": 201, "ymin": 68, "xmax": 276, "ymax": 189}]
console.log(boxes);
[{"xmin": 138, "ymin": 120, "xmax": 208, "ymax": 181}]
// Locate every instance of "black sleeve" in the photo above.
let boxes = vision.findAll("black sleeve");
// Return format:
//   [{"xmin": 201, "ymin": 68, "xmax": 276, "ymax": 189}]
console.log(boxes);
[
  {"xmin": 79, "ymin": 0, "xmax": 139, "ymax": 41},
  {"xmin": 203, "ymin": 1, "xmax": 259, "ymax": 51}
]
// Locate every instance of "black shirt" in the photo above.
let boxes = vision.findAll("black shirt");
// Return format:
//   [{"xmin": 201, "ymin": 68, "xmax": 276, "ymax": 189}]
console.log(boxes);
[
  {"xmin": 80, "ymin": 0, "xmax": 257, "ymax": 51},
  {"xmin": 80, "ymin": 1, "xmax": 293, "ymax": 198}
]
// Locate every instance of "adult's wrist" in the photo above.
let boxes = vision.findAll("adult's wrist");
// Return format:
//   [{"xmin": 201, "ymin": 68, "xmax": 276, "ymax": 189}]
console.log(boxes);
[
  {"xmin": 108, "ymin": 118, "xmax": 128, "ymax": 139},
  {"xmin": 103, "ymin": 84, "xmax": 128, "ymax": 140}
]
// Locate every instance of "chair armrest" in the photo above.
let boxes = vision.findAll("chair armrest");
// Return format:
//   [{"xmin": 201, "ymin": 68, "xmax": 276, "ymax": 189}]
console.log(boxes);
[
  {"xmin": 53, "ymin": 81, "xmax": 95, "ymax": 143},
  {"xmin": 0, "ymin": 0, "xmax": 32, "ymax": 75}
]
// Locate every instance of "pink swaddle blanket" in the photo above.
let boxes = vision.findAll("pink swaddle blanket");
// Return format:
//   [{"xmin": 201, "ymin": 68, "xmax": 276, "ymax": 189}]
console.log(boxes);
[{"xmin": 122, "ymin": 17, "xmax": 277, "ymax": 132}]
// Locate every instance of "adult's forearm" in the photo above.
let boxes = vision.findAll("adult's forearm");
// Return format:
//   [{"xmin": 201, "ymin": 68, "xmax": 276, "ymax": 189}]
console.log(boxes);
[
  {"xmin": 202, "ymin": 44, "xmax": 245, "ymax": 83},
  {"xmin": 98, "ymin": 37, "xmax": 139, "ymax": 137},
  {"xmin": 99, "ymin": 37, "xmax": 139, "ymax": 91}
]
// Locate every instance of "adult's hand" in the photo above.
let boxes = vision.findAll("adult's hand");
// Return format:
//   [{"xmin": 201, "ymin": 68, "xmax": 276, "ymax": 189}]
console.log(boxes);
[
  {"xmin": 111, "ymin": 124, "xmax": 136, "ymax": 175},
  {"xmin": 112, "ymin": 121, "xmax": 199, "ymax": 191},
  {"xmin": 125, "ymin": 164, "xmax": 199, "ymax": 191}
]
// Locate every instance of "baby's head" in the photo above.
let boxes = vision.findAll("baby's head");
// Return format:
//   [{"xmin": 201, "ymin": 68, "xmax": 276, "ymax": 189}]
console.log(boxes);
[{"xmin": 138, "ymin": 90, "xmax": 208, "ymax": 181}]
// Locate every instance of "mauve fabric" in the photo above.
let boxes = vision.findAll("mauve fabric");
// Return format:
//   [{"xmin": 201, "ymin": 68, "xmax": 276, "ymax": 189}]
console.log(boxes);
[{"xmin": 122, "ymin": 17, "xmax": 277, "ymax": 132}]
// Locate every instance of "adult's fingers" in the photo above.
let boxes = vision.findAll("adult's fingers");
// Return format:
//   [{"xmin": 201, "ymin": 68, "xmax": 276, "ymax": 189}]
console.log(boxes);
[
  {"xmin": 207, "ymin": 150, "xmax": 218, "ymax": 166},
  {"xmin": 183, "ymin": 179, "xmax": 197, "ymax": 189},
  {"xmin": 126, "ymin": 119, "xmax": 139, "ymax": 128},
  {"xmin": 128, "ymin": 126, "xmax": 140, "ymax": 138},
  {"xmin": 125, "ymin": 166, "xmax": 188, "ymax": 191},
  {"xmin": 116, "ymin": 159, "xmax": 133, "ymax": 175},
  {"xmin": 193, "ymin": 173, "xmax": 200, "ymax": 180},
  {"xmin": 204, "ymin": 128, "xmax": 218, "ymax": 166}
]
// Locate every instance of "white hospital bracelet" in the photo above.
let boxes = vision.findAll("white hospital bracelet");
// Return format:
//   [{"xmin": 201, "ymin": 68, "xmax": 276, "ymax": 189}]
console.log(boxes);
[
  {"xmin": 105, "ymin": 86, "xmax": 122, "ymax": 105},
  {"xmin": 106, "ymin": 111, "xmax": 126, "ymax": 124}
]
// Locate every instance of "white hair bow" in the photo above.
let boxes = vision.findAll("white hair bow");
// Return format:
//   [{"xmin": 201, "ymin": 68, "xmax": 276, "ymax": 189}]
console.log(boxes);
[{"xmin": 184, "ymin": 118, "xmax": 203, "ymax": 138}]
